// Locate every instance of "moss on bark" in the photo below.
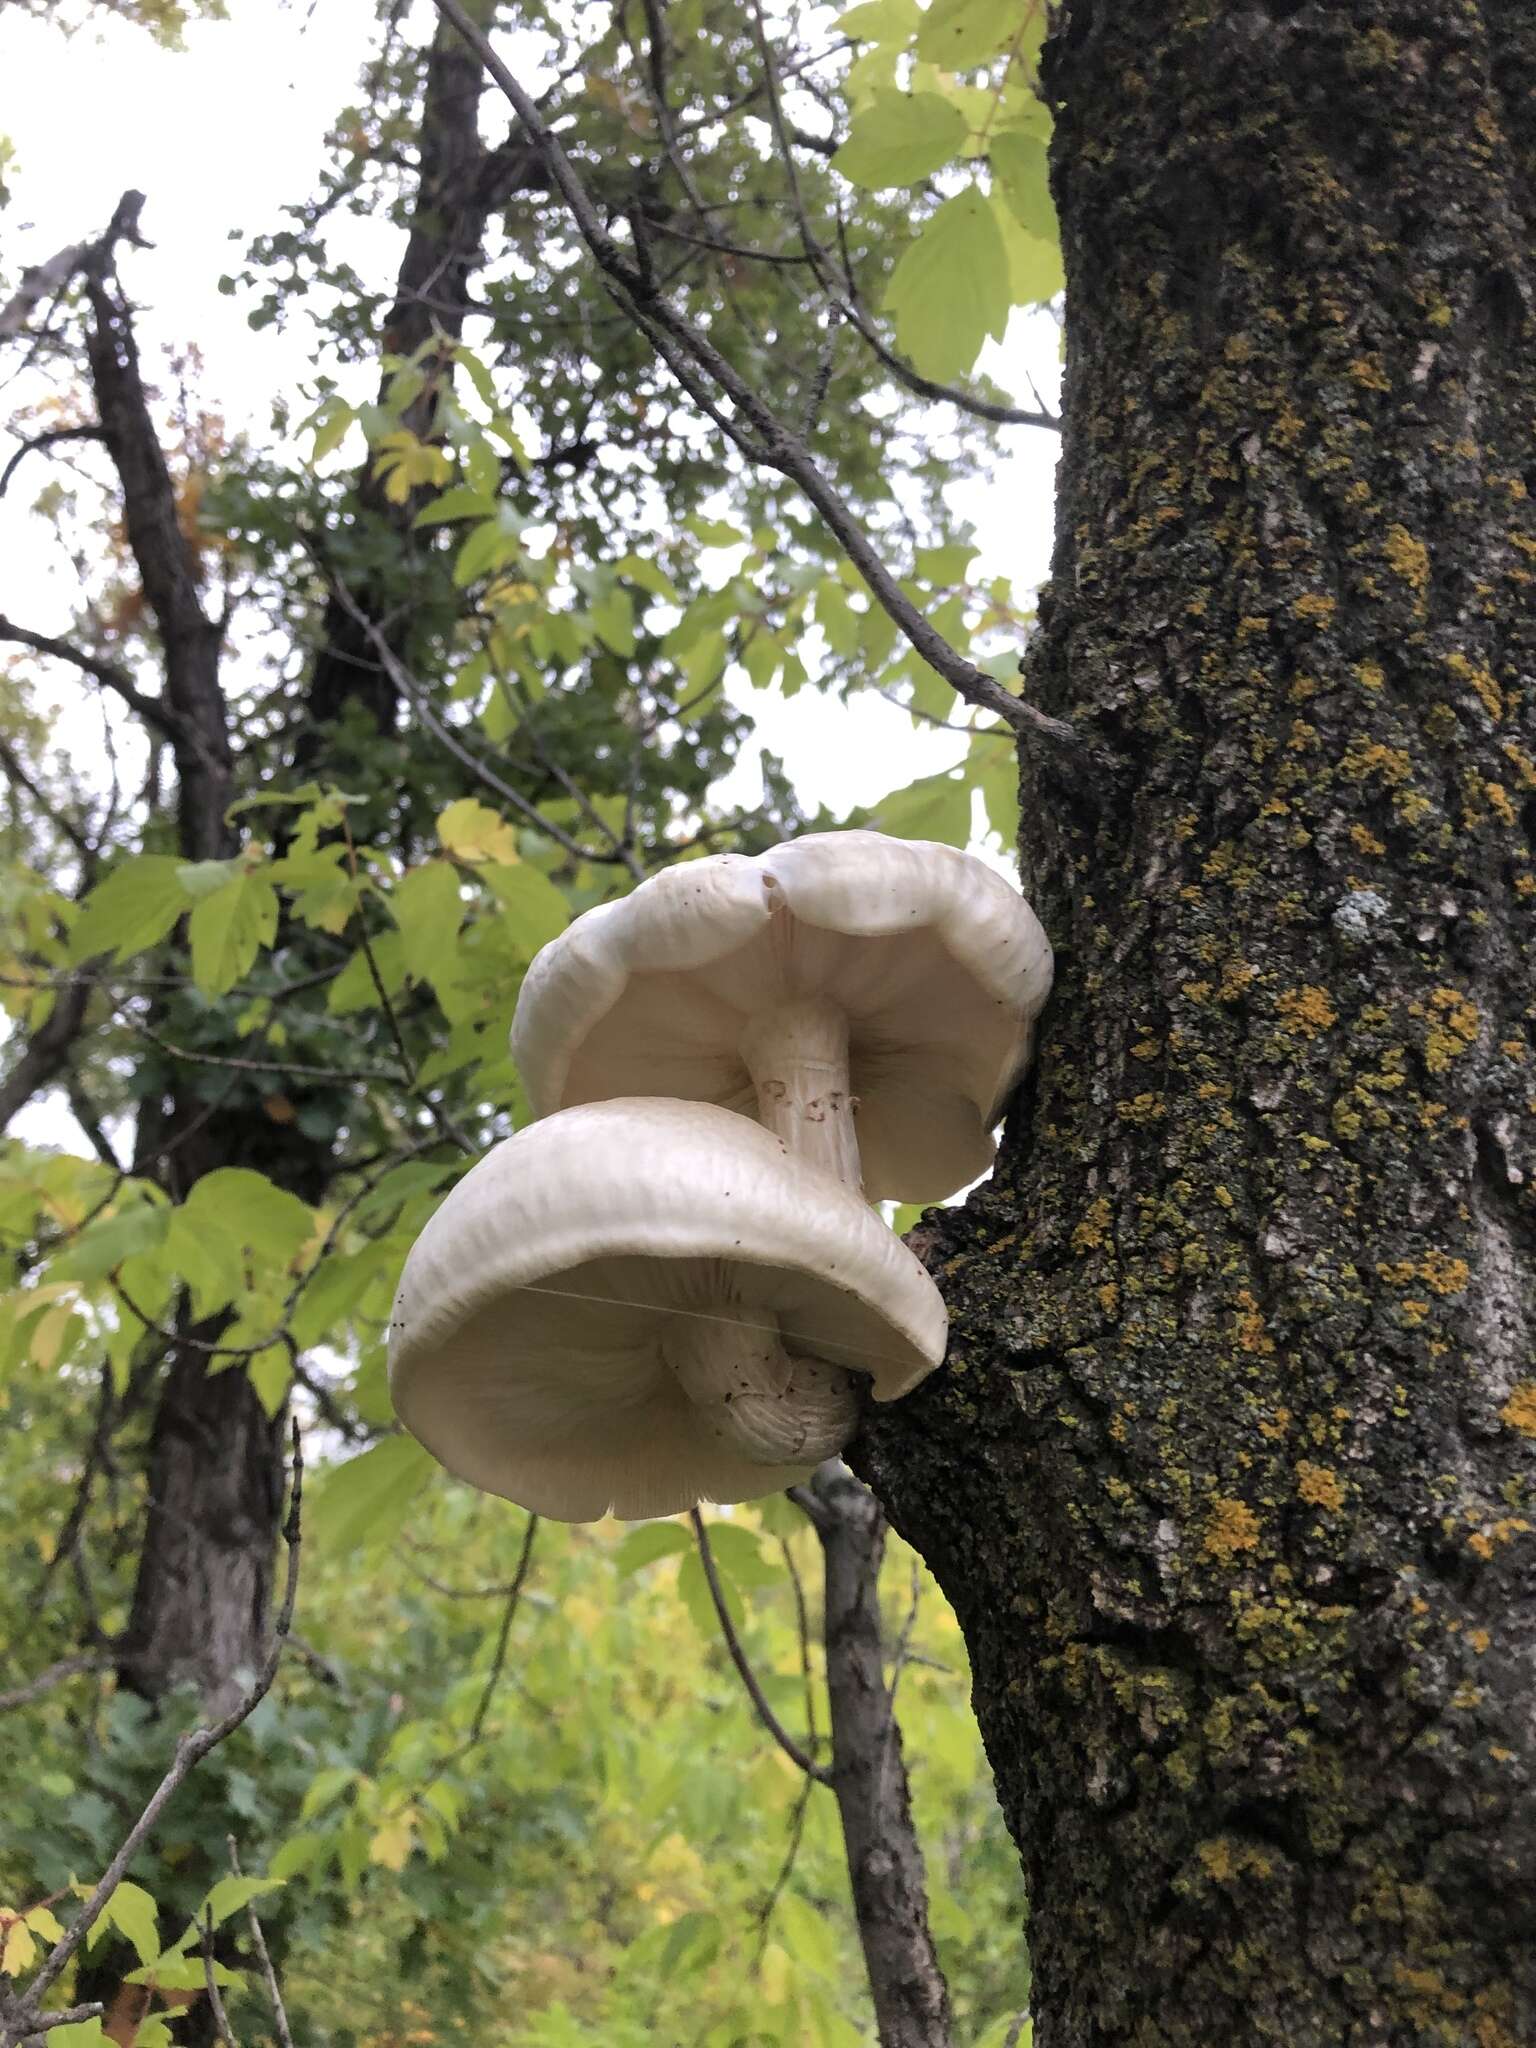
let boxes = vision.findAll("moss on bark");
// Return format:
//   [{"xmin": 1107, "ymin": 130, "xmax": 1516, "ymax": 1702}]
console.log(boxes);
[{"xmin": 859, "ymin": 5, "xmax": 1536, "ymax": 2041}]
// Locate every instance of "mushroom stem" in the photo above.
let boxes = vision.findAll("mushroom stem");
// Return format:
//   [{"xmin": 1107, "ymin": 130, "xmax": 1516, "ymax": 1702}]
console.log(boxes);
[
  {"xmin": 664, "ymin": 1309, "xmax": 859, "ymax": 1467},
  {"xmin": 738, "ymin": 995, "xmax": 862, "ymax": 1190}
]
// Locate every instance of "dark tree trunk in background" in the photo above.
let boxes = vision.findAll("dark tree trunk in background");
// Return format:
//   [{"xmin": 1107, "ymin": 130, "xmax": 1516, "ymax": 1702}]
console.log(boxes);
[
  {"xmin": 108, "ymin": 14, "xmax": 541, "ymax": 1722},
  {"xmin": 861, "ymin": 4, "xmax": 1536, "ymax": 2042},
  {"xmin": 304, "ymin": 18, "xmax": 542, "ymax": 740}
]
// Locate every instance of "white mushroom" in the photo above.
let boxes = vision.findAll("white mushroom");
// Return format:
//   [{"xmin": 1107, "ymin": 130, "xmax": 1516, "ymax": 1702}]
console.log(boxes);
[
  {"xmin": 511, "ymin": 829, "xmax": 1052, "ymax": 1202},
  {"xmin": 387, "ymin": 1098, "xmax": 947, "ymax": 1521}
]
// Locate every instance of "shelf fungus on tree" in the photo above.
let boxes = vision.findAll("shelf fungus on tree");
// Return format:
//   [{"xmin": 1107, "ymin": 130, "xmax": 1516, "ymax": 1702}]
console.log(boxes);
[
  {"xmin": 387, "ymin": 1098, "xmax": 946, "ymax": 1521},
  {"xmin": 511, "ymin": 829, "xmax": 1053, "ymax": 1202}
]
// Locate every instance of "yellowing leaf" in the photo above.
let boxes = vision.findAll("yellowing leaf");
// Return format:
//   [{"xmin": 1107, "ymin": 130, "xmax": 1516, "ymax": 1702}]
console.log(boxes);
[
  {"xmin": 368, "ymin": 1817, "xmax": 416, "ymax": 1872},
  {"xmin": 29, "ymin": 1302, "xmax": 77, "ymax": 1371},
  {"xmin": 758, "ymin": 1940, "xmax": 792, "ymax": 2004},
  {"xmin": 1, "ymin": 1916, "xmax": 37, "ymax": 1976},
  {"xmin": 885, "ymin": 189, "xmax": 1010, "ymax": 380},
  {"xmin": 437, "ymin": 798, "xmax": 518, "ymax": 866}
]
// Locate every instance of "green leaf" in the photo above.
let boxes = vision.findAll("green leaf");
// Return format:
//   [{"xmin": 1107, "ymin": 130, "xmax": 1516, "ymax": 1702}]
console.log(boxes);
[
  {"xmin": 103, "ymin": 1879, "xmax": 160, "ymax": 1969},
  {"xmin": 915, "ymin": 0, "xmax": 1018, "ymax": 68},
  {"xmin": 591, "ymin": 586, "xmax": 635, "ymax": 656},
  {"xmin": 390, "ymin": 861, "xmax": 464, "ymax": 991},
  {"xmin": 480, "ymin": 863, "xmax": 570, "ymax": 957},
  {"xmin": 310, "ymin": 399, "xmax": 355, "ymax": 460},
  {"xmin": 248, "ymin": 1344, "xmax": 292, "ymax": 1417},
  {"xmin": 660, "ymin": 1910, "xmax": 721, "ymax": 1975},
  {"xmin": 836, "ymin": 0, "xmax": 919, "ymax": 42},
  {"xmin": 200, "ymin": 1874, "xmax": 284, "ymax": 1929},
  {"xmin": 268, "ymin": 1832, "xmax": 330, "ymax": 1881},
  {"xmin": 453, "ymin": 344, "xmax": 498, "ymax": 411},
  {"xmin": 188, "ymin": 869, "xmax": 278, "ymax": 996},
  {"xmin": 70, "ymin": 857, "xmax": 188, "ymax": 963},
  {"xmin": 614, "ymin": 1521, "xmax": 691, "ymax": 1575},
  {"xmin": 310, "ymin": 1435, "xmax": 435, "ymax": 1557},
  {"xmin": 179, "ymin": 1167, "xmax": 314, "ymax": 1274},
  {"xmin": 870, "ymin": 767, "xmax": 972, "ymax": 845},
  {"xmin": 915, "ymin": 541, "xmax": 977, "ymax": 585},
  {"xmin": 971, "ymin": 730, "xmax": 1020, "ymax": 844},
  {"xmin": 832, "ymin": 91, "xmax": 966, "ymax": 189},
  {"xmin": 990, "ymin": 127, "xmax": 1055, "ymax": 239},
  {"xmin": 45, "ymin": 2026, "xmax": 108, "ymax": 2048},
  {"xmin": 684, "ymin": 517, "xmax": 744, "ymax": 548},
  {"xmin": 700, "ymin": 1522, "xmax": 779, "ymax": 1589},
  {"xmin": 175, "ymin": 857, "xmax": 239, "ymax": 899},
  {"xmin": 996, "ymin": 192, "xmax": 1064, "ymax": 306},
  {"xmin": 885, "ymin": 189, "xmax": 1010, "ymax": 380},
  {"xmin": 453, "ymin": 510, "xmax": 524, "ymax": 588},
  {"xmin": 54, "ymin": 1200, "xmax": 169, "ymax": 1284},
  {"xmin": 412, "ymin": 485, "xmax": 499, "ymax": 528},
  {"xmin": 677, "ymin": 1548, "xmax": 746, "ymax": 1638}
]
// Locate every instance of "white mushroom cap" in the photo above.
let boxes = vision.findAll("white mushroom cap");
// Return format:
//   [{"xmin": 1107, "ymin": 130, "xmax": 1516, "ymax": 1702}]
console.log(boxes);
[
  {"xmin": 511, "ymin": 830, "xmax": 1053, "ymax": 1201},
  {"xmin": 387, "ymin": 1098, "xmax": 947, "ymax": 1522}
]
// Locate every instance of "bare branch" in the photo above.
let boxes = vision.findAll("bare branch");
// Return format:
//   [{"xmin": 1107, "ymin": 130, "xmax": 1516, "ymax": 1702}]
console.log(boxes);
[
  {"xmin": 467, "ymin": 1515, "xmax": 538, "ymax": 1745},
  {"xmin": 226, "ymin": 1840, "xmax": 293, "ymax": 2048},
  {"xmin": 0, "ymin": 191, "xmax": 149, "ymax": 342},
  {"xmin": 0, "ymin": 1652, "xmax": 112, "ymax": 1714},
  {"xmin": 0, "ymin": 616, "xmax": 185, "ymax": 748},
  {"xmin": 201, "ymin": 1913, "xmax": 239, "ymax": 2048},
  {"xmin": 0, "ymin": 979, "xmax": 90, "ymax": 1136},
  {"xmin": 689, "ymin": 1509, "xmax": 831, "ymax": 1783},
  {"xmin": 0, "ymin": 1426, "xmax": 304, "ymax": 2041},
  {"xmin": 428, "ymin": 0, "xmax": 1091, "ymax": 785},
  {"xmin": 0, "ymin": 424, "xmax": 105, "ymax": 500}
]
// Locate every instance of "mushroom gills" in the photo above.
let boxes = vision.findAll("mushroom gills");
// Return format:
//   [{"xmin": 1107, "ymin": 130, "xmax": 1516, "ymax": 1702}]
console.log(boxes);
[
  {"xmin": 662, "ymin": 1304, "xmax": 860, "ymax": 1465},
  {"xmin": 738, "ymin": 993, "xmax": 861, "ymax": 1190}
]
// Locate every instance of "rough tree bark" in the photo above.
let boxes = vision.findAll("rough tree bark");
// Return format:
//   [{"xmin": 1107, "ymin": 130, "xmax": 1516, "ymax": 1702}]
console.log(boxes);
[{"xmin": 861, "ymin": 4, "xmax": 1536, "ymax": 2044}]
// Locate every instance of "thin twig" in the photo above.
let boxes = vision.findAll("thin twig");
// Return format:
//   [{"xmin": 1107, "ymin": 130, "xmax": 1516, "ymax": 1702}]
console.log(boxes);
[
  {"xmin": 201, "ymin": 1912, "xmax": 239, "ymax": 2048},
  {"xmin": 226, "ymin": 1839, "xmax": 294, "ymax": 2048},
  {"xmin": 0, "ymin": 615, "xmax": 193, "ymax": 754},
  {"xmin": 0, "ymin": 1653, "xmax": 112, "ymax": 1714},
  {"xmin": 689, "ymin": 1509, "xmax": 831, "ymax": 1783},
  {"xmin": 2, "ymin": 1427, "xmax": 303, "ymax": 2038},
  {"xmin": 0, "ymin": 423, "xmax": 105, "ymax": 499},
  {"xmin": 319, "ymin": 567, "xmax": 625, "ymax": 867},
  {"xmin": 135, "ymin": 1019, "xmax": 400, "ymax": 1086},
  {"xmin": 428, "ymin": 0, "xmax": 1090, "ymax": 783}
]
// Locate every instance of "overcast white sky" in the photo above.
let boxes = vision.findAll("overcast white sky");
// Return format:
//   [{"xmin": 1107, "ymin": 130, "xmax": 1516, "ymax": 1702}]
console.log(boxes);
[{"xmin": 0, "ymin": 2, "xmax": 1060, "ymax": 1146}]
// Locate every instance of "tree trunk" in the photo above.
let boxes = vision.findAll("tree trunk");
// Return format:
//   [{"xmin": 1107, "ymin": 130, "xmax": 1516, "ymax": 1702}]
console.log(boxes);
[{"xmin": 860, "ymin": 4, "xmax": 1536, "ymax": 2042}]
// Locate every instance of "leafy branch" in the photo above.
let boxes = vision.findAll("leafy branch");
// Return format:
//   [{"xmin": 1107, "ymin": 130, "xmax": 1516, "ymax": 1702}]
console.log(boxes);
[{"xmin": 429, "ymin": 0, "xmax": 1092, "ymax": 789}]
